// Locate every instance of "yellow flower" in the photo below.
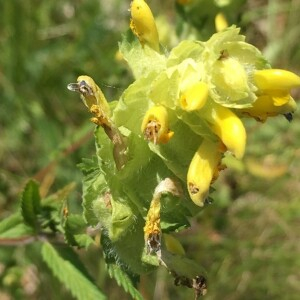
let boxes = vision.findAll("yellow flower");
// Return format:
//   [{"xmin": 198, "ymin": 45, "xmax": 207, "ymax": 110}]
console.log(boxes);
[
  {"xmin": 141, "ymin": 106, "xmax": 174, "ymax": 144},
  {"xmin": 187, "ymin": 139, "xmax": 223, "ymax": 206},
  {"xmin": 180, "ymin": 82, "xmax": 209, "ymax": 111},
  {"xmin": 254, "ymin": 69, "xmax": 300, "ymax": 106},
  {"xmin": 204, "ymin": 102, "xmax": 246, "ymax": 159},
  {"xmin": 130, "ymin": 0, "xmax": 160, "ymax": 52}
]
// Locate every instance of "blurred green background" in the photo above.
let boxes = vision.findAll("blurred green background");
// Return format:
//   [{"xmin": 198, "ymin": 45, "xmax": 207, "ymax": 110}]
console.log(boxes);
[{"xmin": 0, "ymin": 0, "xmax": 299, "ymax": 299}]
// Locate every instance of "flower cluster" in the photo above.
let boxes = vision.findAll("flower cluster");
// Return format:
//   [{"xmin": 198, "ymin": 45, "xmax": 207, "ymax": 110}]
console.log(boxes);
[
  {"xmin": 129, "ymin": 0, "xmax": 300, "ymax": 206},
  {"xmin": 68, "ymin": 0, "xmax": 300, "ymax": 292}
]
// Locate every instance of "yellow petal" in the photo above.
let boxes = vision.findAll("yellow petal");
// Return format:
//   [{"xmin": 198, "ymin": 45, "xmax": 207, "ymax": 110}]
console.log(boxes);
[
  {"xmin": 205, "ymin": 103, "xmax": 246, "ymax": 159},
  {"xmin": 130, "ymin": 0, "xmax": 160, "ymax": 52},
  {"xmin": 180, "ymin": 82, "xmax": 209, "ymax": 111},
  {"xmin": 187, "ymin": 139, "xmax": 223, "ymax": 206},
  {"xmin": 141, "ymin": 106, "xmax": 174, "ymax": 144},
  {"xmin": 240, "ymin": 95, "xmax": 297, "ymax": 122},
  {"xmin": 254, "ymin": 69, "xmax": 300, "ymax": 91},
  {"xmin": 268, "ymin": 90, "xmax": 291, "ymax": 106}
]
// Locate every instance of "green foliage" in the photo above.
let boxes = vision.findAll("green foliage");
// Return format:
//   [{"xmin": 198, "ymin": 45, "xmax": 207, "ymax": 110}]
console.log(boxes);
[
  {"xmin": 107, "ymin": 264, "xmax": 143, "ymax": 300},
  {"xmin": 21, "ymin": 180, "xmax": 41, "ymax": 229},
  {"xmin": 63, "ymin": 214, "xmax": 94, "ymax": 249},
  {"xmin": 41, "ymin": 242, "xmax": 106, "ymax": 300},
  {"xmin": 0, "ymin": 212, "xmax": 34, "ymax": 238}
]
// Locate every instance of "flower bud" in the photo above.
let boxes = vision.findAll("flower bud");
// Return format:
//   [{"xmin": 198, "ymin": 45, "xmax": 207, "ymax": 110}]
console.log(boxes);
[
  {"xmin": 180, "ymin": 82, "xmax": 209, "ymax": 111},
  {"xmin": 141, "ymin": 106, "xmax": 174, "ymax": 144},
  {"xmin": 130, "ymin": 0, "xmax": 160, "ymax": 52},
  {"xmin": 187, "ymin": 139, "xmax": 222, "ymax": 206}
]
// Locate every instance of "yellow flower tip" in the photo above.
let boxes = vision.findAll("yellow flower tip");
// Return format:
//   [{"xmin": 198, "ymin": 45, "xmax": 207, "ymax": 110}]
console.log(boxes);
[
  {"xmin": 180, "ymin": 82, "xmax": 209, "ymax": 111},
  {"xmin": 254, "ymin": 69, "xmax": 300, "ymax": 91},
  {"xmin": 141, "ymin": 106, "xmax": 173, "ymax": 144},
  {"xmin": 130, "ymin": 0, "xmax": 160, "ymax": 52},
  {"xmin": 187, "ymin": 139, "xmax": 223, "ymax": 206},
  {"xmin": 157, "ymin": 130, "xmax": 174, "ymax": 144},
  {"xmin": 215, "ymin": 12, "xmax": 228, "ymax": 32}
]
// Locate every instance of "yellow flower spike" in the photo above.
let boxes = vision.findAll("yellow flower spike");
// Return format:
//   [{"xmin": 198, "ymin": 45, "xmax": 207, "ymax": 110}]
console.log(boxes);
[
  {"xmin": 254, "ymin": 69, "xmax": 300, "ymax": 93},
  {"xmin": 163, "ymin": 234, "xmax": 185, "ymax": 256},
  {"xmin": 180, "ymin": 82, "xmax": 209, "ymax": 111},
  {"xmin": 130, "ymin": 0, "xmax": 160, "ymax": 52},
  {"xmin": 187, "ymin": 139, "xmax": 223, "ymax": 207},
  {"xmin": 215, "ymin": 12, "xmax": 228, "ymax": 32},
  {"xmin": 141, "ymin": 106, "xmax": 174, "ymax": 144},
  {"xmin": 241, "ymin": 95, "xmax": 297, "ymax": 122},
  {"xmin": 204, "ymin": 103, "xmax": 246, "ymax": 159}
]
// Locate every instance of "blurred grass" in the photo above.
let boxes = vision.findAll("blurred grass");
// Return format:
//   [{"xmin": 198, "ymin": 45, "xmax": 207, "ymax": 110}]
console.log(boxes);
[{"xmin": 0, "ymin": 0, "xmax": 300, "ymax": 299}]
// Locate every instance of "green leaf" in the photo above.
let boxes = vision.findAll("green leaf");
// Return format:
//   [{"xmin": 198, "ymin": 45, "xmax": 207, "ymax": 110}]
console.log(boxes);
[
  {"xmin": 0, "ymin": 223, "xmax": 34, "ymax": 238},
  {"xmin": 107, "ymin": 264, "xmax": 143, "ymax": 300},
  {"xmin": 64, "ymin": 214, "xmax": 94, "ymax": 248},
  {"xmin": 20, "ymin": 179, "xmax": 41, "ymax": 229},
  {"xmin": 42, "ymin": 242, "xmax": 106, "ymax": 300},
  {"xmin": 167, "ymin": 40, "xmax": 205, "ymax": 68},
  {"xmin": 119, "ymin": 38, "xmax": 166, "ymax": 79},
  {"xmin": 0, "ymin": 212, "xmax": 23, "ymax": 234},
  {"xmin": 160, "ymin": 249, "xmax": 207, "ymax": 279},
  {"xmin": 81, "ymin": 161, "xmax": 108, "ymax": 226}
]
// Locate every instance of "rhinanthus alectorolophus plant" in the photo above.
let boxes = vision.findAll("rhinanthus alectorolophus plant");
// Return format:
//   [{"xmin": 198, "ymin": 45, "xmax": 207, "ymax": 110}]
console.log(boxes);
[{"xmin": 68, "ymin": 0, "xmax": 300, "ymax": 297}]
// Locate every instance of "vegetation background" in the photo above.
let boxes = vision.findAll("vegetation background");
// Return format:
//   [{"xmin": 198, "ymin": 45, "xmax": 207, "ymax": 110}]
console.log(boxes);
[{"xmin": 0, "ymin": 0, "xmax": 299, "ymax": 299}]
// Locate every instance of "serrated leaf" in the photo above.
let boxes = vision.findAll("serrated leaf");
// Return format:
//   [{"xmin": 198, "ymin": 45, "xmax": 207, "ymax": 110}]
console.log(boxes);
[
  {"xmin": 167, "ymin": 40, "xmax": 205, "ymax": 67},
  {"xmin": 21, "ymin": 179, "xmax": 41, "ymax": 229},
  {"xmin": 78, "ymin": 156, "xmax": 99, "ymax": 174},
  {"xmin": 42, "ymin": 242, "xmax": 106, "ymax": 300},
  {"xmin": 0, "ymin": 212, "xmax": 23, "ymax": 234},
  {"xmin": 0, "ymin": 222, "xmax": 34, "ymax": 238},
  {"xmin": 107, "ymin": 264, "xmax": 143, "ymax": 300},
  {"xmin": 119, "ymin": 38, "xmax": 166, "ymax": 79},
  {"xmin": 113, "ymin": 73, "xmax": 157, "ymax": 134},
  {"xmin": 82, "ymin": 165, "xmax": 108, "ymax": 226}
]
